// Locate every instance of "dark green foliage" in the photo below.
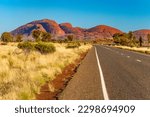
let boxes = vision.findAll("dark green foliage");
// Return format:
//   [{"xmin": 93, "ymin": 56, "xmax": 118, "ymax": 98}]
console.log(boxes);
[
  {"xmin": 18, "ymin": 42, "xmax": 35, "ymax": 50},
  {"xmin": 128, "ymin": 31, "xmax": 133, "ymax": 39},
  {"xmin": 35, "ymin": 42, "xmax": 56, "ymax": 53},
  {"xmin": 66, "ymin": 42, "xmax": 81, "ymax": 49},
  {"xmin": 18, "ymin": 42, "xmax": 56, "ymax": 54},
  {"xmin": 41, "ymin": 32, "xmax": 51, "ymax": 42},
  {"xmin": 113, "ymin": 33, "xmax": 129, "ymax": 45},
  {"xmin": 147, "ymin": 34, "xmax": 150, "ymax": 47},
  {"xmin": 15, "ymin": 34, "xmax": 23, "ymax": 42},
  {"xmin": 1, "ymin": 32, "xmax": 13, "ymax": 42},
  {"xmin": 139, "ymin": 36, "xmax": 143, "ymax": 47},
  {"xmin": 113, "ymin": 32, "xmax": 139, "ymax": 47},
  {"xmin": 32, "ymin": 30, "xmax": 42, "ymax": 41},
  {"xmin": 32, "ymin": 30, "xmax": 51, "ymax": 42},
  {"xmin": 56, "ymin": 40, "xmax": 64, "ymax": 43}
]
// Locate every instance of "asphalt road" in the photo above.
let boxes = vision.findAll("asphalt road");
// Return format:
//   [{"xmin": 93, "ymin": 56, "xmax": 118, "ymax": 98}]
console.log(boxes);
[
  {"xmin": 59, "ymin": 45, "xmax": 150, "ymax": 100},
  {"xmin": 59, "ymin": 47, "xmax": 104, "ymax": 100}
]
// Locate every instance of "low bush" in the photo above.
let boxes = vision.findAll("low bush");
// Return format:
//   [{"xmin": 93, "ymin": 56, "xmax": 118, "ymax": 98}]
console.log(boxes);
[
  {"xmin": 35, "ymin": 42, "xmax": 56, "ymax": 54},
  {"xmin": 18, "ymin": 42, "xmax": 56, "ymax": 54},
  {"xmin": 66, "ymin": 42, "xmax": 81, "ymax": 49},
  {"xmin": 18, "ymin": 42, "xmax": 35, "ymax": 50}
]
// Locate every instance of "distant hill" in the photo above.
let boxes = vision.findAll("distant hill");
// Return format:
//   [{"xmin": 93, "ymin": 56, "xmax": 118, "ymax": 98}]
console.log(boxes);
[
  {"xmin": 11, "ymin": 19, "xmax": 65, "ymax": 36},
  {"xmin": 59, "ymin": 23, "xmax": 85, "ymax": 39},
  {"xmin": 85, "ymin": 25, "xmax": 123, "ymax": 40},
  {"xmin": 133, "ymin": 29, "xmax": 150, "ymax": 41},
  {"xmin": 10, "ymin": 19, "xmax": 150, "ymax": 41},
  {"xmin": 11, "ymin": 19, "xmax": 123, "ymax": 40}
]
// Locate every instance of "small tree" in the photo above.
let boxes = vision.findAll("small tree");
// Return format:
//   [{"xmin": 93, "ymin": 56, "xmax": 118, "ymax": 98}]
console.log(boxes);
[
  {"xmin": 32, "ymin": 30, "xmax": 42, "ymax": 41},
  {"xmin": 15, "ymin": 34, "xmax": 23, "ymax": 42},
  {"xmin": 1, "ymin": 32, "xmax": 13, "ymax": 42},
  {"xmin": 67, "ymin": 35, "xmax": 74, "ymax": 42},
  {"xmin": 113, "ymin": 33, "xmax": 130, "ymax": 46},
  {"xmin": 128, "ymin": 31, "xmax": 133, "ymax": 40},
  {"xmin": 41, "ymin": 32, "xmax": 51, "ymax": 42},
  {"xmin": 139, "ymin": 36, "xmax": 143, "ymax": 47},
  {"xmin": 113, "ymin": 33, "xmax": 121, "ymax": 44},
  {"xmin": 147, "ymin": 34, "xmax": 150, "ymax": 47},
  {"xmin": 132, "ymin": 36, "xmax": 138, "ymax": 47}
]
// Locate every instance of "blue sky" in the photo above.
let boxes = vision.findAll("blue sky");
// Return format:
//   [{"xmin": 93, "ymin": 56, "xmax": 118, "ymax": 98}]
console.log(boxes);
[{"xmin": 0, "ymin": 0, "xmax": 150, "ymax": 34}]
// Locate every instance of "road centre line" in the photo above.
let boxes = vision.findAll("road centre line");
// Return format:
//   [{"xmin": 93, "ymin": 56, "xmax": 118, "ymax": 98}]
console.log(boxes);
[
  {"xmin": 95, "ymin": 47, "xmax": 109, "ymax": 100},
  {"xmin": 127, "ymin": 56, "xmax": 130, "ymax": 58},
  {"xmin": 136, "ymin": 59, "xmax": 142, "ymax": 62}
]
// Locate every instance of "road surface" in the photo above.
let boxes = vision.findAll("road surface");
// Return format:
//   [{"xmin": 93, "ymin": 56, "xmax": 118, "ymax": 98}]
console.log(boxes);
[{"xmin": 59, "ymin": 45, "xmax": 150, "ymax": 100}]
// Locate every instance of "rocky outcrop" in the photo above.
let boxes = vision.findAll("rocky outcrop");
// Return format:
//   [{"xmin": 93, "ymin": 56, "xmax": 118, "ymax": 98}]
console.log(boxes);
[
  {"xmin": 11, "ymin": 19, "xmax": 124, "ymax": 40},
  {"xmin": 59, "ymin": 23, "xmax": 84, "ymax": 34},
  {"xmin": 11, "ymin": 19, "xmax": 65, "ymax": 36}
]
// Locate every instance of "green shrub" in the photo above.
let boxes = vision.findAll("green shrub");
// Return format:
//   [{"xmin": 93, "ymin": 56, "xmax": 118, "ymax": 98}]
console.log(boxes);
[
  {"xmin": 18, "ymin": 42, "xmax": 35, "ymax": 51},
  {"xmin": 15, "ymin": 34, "xmax": 23, "ymax": 42},
  {"xmin": 18, "ymin": 42, "xmax": 56, "ymax": 54},
  {"xmin": 66, "ymin": 42, "xmax": 81, "ymax": 49},
  {"xmin": 1, "ymin": 32, "xmax": 13, "ymax": 42},
  {"xmin": 35, "ymin": 42, "xmax": 56, "ymax": 54},
  {"xmin": 18, "ymin": 42, "xmax": 56, "ymax": 53}
]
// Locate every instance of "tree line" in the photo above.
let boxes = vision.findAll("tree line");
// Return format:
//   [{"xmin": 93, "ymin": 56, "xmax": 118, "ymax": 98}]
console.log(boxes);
[
  {"xmin": 0, "ymin": 30, "xmax": 52, "ymax": 42},
  {"xmin": 113, "ymin": 31, "xmax": 150, "ymax": 47},
  {"xmin": 0, "ymin": 30, "xmax": 76, "ymax": 43},
  {"xmin": 1, "ymin": 30, "xmax": 150, "ymax": 47}
]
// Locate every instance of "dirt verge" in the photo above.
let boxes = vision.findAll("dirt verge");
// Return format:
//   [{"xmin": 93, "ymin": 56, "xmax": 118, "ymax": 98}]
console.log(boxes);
[{"xmin": 36, "ymin": 51, "xmax": 88, "ymax": 100}]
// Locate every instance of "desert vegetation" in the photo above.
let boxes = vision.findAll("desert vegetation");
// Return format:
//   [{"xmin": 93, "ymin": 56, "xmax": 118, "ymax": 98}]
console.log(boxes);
[
  {"xmin": 113, "ymin": 31, "xmax": 140, "ymax": 47},
  {"xmin": 1, "ymin": 32, "xmax": 13, "ymax": 42},
  {"xmin": 113, "ymin": 31, "xmax": 150, "ymax": 54},
  {"xmin": 0, "ymin": 30, "xmax": 92, "ymax": 100},
  {"xmin": 18, "ymin": 42, "xmax": 56, "ymax": 54},
  {"xmin": 113, "ymin": 31, "xmax": 150, "ymax": 47},
  {"xmin": 0, "ymin": 42, "xmax": 91, "ymax": 99}
]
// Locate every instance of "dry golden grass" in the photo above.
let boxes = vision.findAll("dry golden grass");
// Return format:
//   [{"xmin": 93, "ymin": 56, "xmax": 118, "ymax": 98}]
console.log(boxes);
[
  {"xmin": 0, "ymin": 43, "xmax": 92, "ymax": 99},
  {"xmin": 114, "ymin": 45, "xmax": 150, "ymax": 54}
]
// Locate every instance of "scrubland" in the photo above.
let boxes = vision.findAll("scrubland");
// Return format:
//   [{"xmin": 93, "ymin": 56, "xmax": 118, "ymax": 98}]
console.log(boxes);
[
  {"xmin": 0, "ymin": 42, "xmax": 92, "ymax": 99},
  {"xmin": 114, "ymin": 45, "xmax": 150, "ymax": 54}
]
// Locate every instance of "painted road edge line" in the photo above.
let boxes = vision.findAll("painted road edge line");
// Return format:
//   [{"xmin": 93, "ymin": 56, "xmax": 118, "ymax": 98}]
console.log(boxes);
[
  {"xmin": 136, "ymin": 59, "xmax": 142, "ymax": 62},
  {"xmin": 95, "ymin": 46, "xmax": 109, "ymax": 100}
]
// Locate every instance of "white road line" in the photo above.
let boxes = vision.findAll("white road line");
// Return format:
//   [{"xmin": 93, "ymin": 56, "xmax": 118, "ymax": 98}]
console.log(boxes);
[
  {"xmin": 127, "ymin": 56, "xmax": 130, "ymax": 58},
  {"xmin": 136, "ymin": 59, "xmax": 142, "ymax": 62},
  {"xmin": 103, "ymin": 47, "xmax": 110, "ymax": 50},
  {"xmin": 95, "ymin": 47, "xmax": 109, "ymax": 100}
]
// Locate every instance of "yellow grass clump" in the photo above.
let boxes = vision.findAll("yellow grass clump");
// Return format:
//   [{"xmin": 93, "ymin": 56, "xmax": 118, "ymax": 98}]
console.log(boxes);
[{"xmin": 0, "ymin": 43, "xmax": 92, "ymax": 99}]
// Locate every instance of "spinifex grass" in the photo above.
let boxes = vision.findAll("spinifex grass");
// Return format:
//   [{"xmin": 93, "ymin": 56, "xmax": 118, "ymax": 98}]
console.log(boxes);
[{"xmin": 0, "ymin": 42, "xmax": 92, "ymax": 99}]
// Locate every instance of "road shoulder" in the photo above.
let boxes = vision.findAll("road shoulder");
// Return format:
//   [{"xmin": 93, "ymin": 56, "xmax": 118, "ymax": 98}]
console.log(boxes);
[{"xmin": 59, "ymin": 47, "xmax": 103, "ymax": 100}]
